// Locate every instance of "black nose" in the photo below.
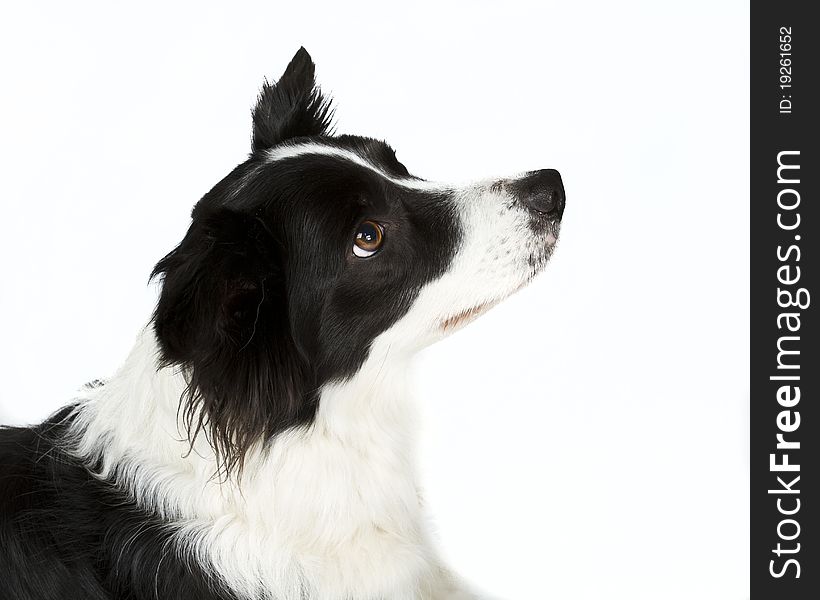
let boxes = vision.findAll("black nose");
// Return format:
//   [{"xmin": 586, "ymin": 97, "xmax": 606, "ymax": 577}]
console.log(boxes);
[{"xmin": 512, "ymin": 169, "xmax": 565, "ymax": 219}]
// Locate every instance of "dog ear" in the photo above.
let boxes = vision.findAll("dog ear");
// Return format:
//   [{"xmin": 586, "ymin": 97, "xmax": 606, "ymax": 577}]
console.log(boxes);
[
  {"xmin": 151, "ymin": 208, "xmax": 314, "ymax": 473},
  {"xmin": 251, "ymin": 47, "xmax": 334, "ymax": 153}
]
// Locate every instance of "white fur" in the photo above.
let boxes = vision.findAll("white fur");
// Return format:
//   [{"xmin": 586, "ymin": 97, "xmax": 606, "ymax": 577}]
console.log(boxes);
[
  {"xmin": 67, "ymin": 158, "xmax": 557, "ymax": 600},
  {"xmin": 265, "ymin": 143, "xmax": 451, "ymax": 191}
]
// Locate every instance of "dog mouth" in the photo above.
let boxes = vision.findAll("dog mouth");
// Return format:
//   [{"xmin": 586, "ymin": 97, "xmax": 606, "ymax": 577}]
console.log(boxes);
[
  {"xmin": 439, "ymin": 299, "xmax": 504, "ymax": 333},
  {"xmin": 439, "ymin": 243, "xmax": 555, "ymax": 334}
]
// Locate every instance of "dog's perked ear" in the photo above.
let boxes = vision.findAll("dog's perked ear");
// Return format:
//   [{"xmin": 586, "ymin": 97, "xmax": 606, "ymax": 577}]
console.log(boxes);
[
  {"xmin": 251, "ymin": 47, "xmax": 334, "ymax": 153},
  {"xmin": 150, "ymin": 209, "xmax": 315, "ymax": 473}
]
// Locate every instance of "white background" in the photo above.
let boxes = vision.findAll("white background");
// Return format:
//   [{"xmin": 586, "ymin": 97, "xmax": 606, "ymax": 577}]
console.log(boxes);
[{"xmin": 0, "ymin": 2, "xmax": 749, "ymax": 598}]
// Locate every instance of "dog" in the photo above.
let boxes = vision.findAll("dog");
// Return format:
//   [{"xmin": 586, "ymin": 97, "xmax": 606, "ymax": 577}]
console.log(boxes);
[{"xmin": 0, "ymin": 47, "xmax": 564, "ymax": 600}]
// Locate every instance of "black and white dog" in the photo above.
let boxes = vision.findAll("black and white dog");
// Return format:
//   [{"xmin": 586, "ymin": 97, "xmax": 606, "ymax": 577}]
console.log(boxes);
[{"xmin": 0, "ymin": 48, "xmax": 564, "ymax": 600}]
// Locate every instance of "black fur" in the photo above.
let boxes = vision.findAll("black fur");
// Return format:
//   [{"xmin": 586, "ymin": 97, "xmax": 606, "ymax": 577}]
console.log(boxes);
[
  {"xmin": 0, "ymin": 410, "xmax": 238, "ymax": 600},
  {"xmin": 251, "ymin": 47, "xmax": 334, "ymax": 152},
  {"xmin": 151, "ymin": 51, "xmax": 461, "ymax": 475},
  {"xmin": 152, "ymin": 147, "xmax": 460, "ymax": 473},
  {"xmin": 1, "ymin": 47, "xmax": 462, "ymax": 599}
]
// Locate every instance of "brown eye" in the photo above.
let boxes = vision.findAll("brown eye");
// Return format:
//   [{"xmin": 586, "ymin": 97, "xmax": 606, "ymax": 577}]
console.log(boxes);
[{"xmin": 353, "ymin": 220, "xmax": 384, "ymax": 257}]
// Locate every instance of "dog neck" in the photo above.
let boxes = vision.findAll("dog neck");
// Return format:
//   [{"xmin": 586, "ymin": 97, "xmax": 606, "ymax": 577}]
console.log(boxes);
[
  {"xmin": 67, "ymin": 325, "xmax": 436, "ymax": 598},
  {"xmin": 70, "ymin": 323, "xmax": 421, "ymax": 502}
]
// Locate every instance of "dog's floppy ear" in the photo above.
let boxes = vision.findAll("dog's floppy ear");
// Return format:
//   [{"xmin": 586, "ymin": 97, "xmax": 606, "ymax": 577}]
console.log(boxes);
[
  {"xmin": 251, "ymin": 47, "xmax": 333, "ymax": 153},
  {"xmin": 151, "ymin": 208, "xmax": 314, "ymax": 473}
]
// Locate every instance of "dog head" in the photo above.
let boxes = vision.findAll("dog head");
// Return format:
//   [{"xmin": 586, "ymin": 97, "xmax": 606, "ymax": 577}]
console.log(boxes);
[{"xmin": 151, "ymin": 48, "xmax": 564, "ymax": 469}]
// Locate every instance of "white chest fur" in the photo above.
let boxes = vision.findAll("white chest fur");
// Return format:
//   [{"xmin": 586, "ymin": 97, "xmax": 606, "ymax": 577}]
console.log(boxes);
[{"xmin": 68, "ymin": 327, "xmax": 466, "ymax": 600}]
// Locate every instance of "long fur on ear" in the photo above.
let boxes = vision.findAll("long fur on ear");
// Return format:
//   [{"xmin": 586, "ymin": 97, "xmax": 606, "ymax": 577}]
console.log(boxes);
[
  {"xmin": 251, "ymin": 47, "xmax": 334, "ymax": 153},
  {"xmin": 150, "ymin": 208, "xmax": 316, "ymax": 475}
]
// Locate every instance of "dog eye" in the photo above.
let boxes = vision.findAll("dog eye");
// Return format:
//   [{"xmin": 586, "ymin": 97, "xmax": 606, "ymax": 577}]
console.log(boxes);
[{"xmin": 353, "ymin": 221, "xmax": 384, "ymax": 258}]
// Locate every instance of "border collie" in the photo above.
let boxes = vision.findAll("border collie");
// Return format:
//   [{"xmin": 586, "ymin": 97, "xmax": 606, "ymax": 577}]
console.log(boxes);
[{"xmin": 0, "ymin": 48, "xmax": 564, "ymax": 600}]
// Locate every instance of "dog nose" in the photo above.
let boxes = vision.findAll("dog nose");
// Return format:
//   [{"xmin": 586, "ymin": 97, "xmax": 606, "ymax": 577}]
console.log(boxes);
[{"xmin": 513, "ymin": 169, "xmax": 565, "ymax": 219}]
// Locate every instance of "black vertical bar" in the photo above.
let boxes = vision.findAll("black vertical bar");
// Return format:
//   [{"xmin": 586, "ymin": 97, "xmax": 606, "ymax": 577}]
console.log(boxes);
[{"xmin": 751, "ymin": 2, "xmax": 817, "ymax": 598}]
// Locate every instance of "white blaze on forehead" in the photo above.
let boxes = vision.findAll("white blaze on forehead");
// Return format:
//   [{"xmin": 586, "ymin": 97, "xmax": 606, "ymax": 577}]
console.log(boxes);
[{"xmin": 265, "ymin": 143, "xmax": 449, "ymax": 191}]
